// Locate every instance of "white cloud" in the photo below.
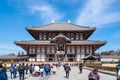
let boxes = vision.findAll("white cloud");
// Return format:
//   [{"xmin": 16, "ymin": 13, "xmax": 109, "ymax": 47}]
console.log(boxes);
[
  {"xmin": 0, "ymin": 44, "xmax": 24, "ymax": 54},
  {"xmin": 8, "ymin": 0, "xmax": 63, "ymax": 23},
  {"xmin": 75, "ymin": 0, "xmax": 120, "ymax": 27},
  {"xmin": 30, "ymin": 5, "xmax": 63, "ymax": 23}
]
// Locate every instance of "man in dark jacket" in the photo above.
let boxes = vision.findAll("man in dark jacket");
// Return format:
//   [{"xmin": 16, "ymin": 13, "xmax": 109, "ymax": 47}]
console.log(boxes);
[
  {"xmin": 79, "ymin": 63, "xmax": 83, "ymax": 73},
  {"xmin": 64, "ymin": 63, "xmax": 71, "ymax": 78},
  {"xmin": 0, "ymin": 63, "xmax": 8, "ymax": 80},
  {"xmin": 18, "ymin": 63, "xmax": 25, "ymax": 80}
]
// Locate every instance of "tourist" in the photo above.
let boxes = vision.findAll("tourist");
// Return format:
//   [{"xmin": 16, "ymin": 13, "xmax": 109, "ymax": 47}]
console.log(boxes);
[
  {"xmin": 25, "ymin": 64, "xmax": 29, "ymax": 74},
  {"xmin": 79, "ymin": 63, "xmax": 83, "ymax": 73},
  {"xmin": 14, "ymin": 64, "xmax": 17, "ymax": 78},
  {"xmin": 44, "ymin": 64, "xmax": 49, "ymax": 75},
  {"xmin": 88, "ymin": 68, "xmax": 100, "ymax": 80},
  {"xmin": 34, "ymin": 64, "xmax": 40, "ymax": 77},
  {"xmin": 48, "ymin": 64, "xmax": 52, "ymax": 75},
  {"xmin": 10, "ymin": 64, "xmax": 15, "ymax": 79},
  {"xmin": 116, "ymin": 63, "xmax": 120, "ymax": 80},
  {"xmin": 29, "ymin": 64, "xmax": 33, "ymax": 75},
  {"xmin": 51, "ymin": 64, "xmax": 56, "ymax": 75},
  {"xmin": 18, "ymin": 63, "xmax": 25, "ymax": 80},
  {"xmin": 39, "ymin": 64, "xmax": 44, "ymax": 77},
  {"xmin": 64, "ymin": 63, "xmax": 71, "ymax": 78},
  {"xmin": 0, "ymin": 63, "xmax": 8, "ymax": 80}
]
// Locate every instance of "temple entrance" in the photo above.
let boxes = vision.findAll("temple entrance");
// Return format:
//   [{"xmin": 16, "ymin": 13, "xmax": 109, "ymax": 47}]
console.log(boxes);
[
  {"xmin": 67, "ymin": 54, "xmax": 75, "ymax": 62},
  {"xmin": 57, "ymin": 54, "xmax": 64, "ymax": 62}
]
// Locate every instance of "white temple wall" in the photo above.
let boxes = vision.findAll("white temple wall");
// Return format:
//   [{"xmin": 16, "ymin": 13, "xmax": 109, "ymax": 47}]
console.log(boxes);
[
  {"xmin": 36, "ymin": 46, "xmax": 45, "ymax": 61},
  {"xmin": 29, "ymin": 46, "xmax": 36, "ymax": 54},
  {"xmin": 67, "ymin": 46, "xmax": 75, "ymax": 54},
  {"xmin": 81, "ymin": 46, "xmax": 85, "ymax": 58},
  {"xmin": 76, "ymin": 46, "xmax": 81, "ymax": 61},
  {"xmin": 29, "ymin": 58, "xmax": 35, "ymax": 62},
  {"xmin": 86, "ymin": 46, "xmax": 92, "ymax": 55}
]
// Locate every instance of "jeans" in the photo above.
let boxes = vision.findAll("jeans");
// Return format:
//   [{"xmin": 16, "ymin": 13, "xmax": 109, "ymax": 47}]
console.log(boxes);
[
  {"xmin": 10, "ymin": 72, "xmax": 14, "ymax": 79},
  {"xmin": 19, "ymin": 73, "xmax": 24, "ymax": 80},
  {"xmin": 14, "ymin": 71, "xmax": 17, "ymax": 78},
  {"xmin": 80, "ymin": 68, "xmax": 82, "ymax": 73},
  {"xmin": 26, "ymin": 69, "xmax": 28, "ymax": 74},
  {"xmin": 66, "ymin": 71, "xmax": 69, "ymax": 78},
  {"xmin": 40, "ymin": 72, "xmax": 43, "ymax": 77}
]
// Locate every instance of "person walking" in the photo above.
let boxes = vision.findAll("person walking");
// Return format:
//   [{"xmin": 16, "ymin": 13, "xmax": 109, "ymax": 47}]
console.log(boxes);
[
  {"xmin": 88, "ymin": 68, "xmax": 100, "ymax": 80},
  {"xmin": 0, "ymin": 63, "xmax": 8, "ymax": 80},
  {"xmin": 79, "ymin": 63, "xmax": 83, "ymax": 73},
  {"xmin": 116, "ymin": 63, "xmax": 120, "ymax": 80},
  {"xmin": 64, "ymin": 63, "xmax": 71, "ymax": 78},
  {"xmin": 10, "ymin": 64, "xmax": 15, "ymax": 79}
]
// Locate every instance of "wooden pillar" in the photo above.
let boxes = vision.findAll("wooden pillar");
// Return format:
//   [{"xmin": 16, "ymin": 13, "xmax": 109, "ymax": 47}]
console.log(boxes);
[
  {"xmin": 85, "ymin": 46, "xmax": 87, "ymax": 56},
  {"xmin": 54, "ymin": 45, "xmax": 57, "ymax": 62},
  {"xmin": 65, "ymin": 45, "xmax": 68, "ymax": 62},
  {"xmin": 35, "ymin": 45, "xmax": 37, "ymax": 62},
  {"xmin": 45, "ymin": 46, "xmax": 47, "ymax": 62},
  {"xmin": 75, "ymin": 46, "xmax": 77, "ymax": 62},
  {"xmin": 92, "ymin": 45, "xmax": 95, "ymax": 55}
]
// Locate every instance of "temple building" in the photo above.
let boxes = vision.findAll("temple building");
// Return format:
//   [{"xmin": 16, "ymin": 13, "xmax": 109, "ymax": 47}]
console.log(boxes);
[{"xmin": 14, "ymin": 22, "xmax": 106, "ymax": 62}]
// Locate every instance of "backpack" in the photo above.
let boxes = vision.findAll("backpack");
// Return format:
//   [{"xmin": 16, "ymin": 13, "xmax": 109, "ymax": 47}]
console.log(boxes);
[
  {"xmin": 65, "ymin": 66, "xmax": 70, "ymax": 71},
  {"xmin": 44, "ymin": 66, "xmax": 49, "ymax": 72},
  {"xmin": 10, "ymin": 66, "xmax": 14, "ymax": 72},
  {"xmin": 19, "ymin": 66, "xmax": 24, "ymax": 72}
]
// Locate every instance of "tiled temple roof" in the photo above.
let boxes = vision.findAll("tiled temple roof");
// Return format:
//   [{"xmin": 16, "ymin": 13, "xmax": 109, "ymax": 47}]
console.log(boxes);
[
  {"xmin": 101, "ymin": 56, "xmax": 120, "ymax": 59},
  {"xmin": 26, "ymin": 23, "xmax": 96, "ymax": 31},
  {"xmin": 14, "ymin": 40, "xmax": 106, "ymax": 45},
  {"xmin": 0, "ymin": 55, "xmax": 28, "ymax": 59},
  {"xmin": 68, "ymin": 40, "xmax": 106, "ymax": 45}
]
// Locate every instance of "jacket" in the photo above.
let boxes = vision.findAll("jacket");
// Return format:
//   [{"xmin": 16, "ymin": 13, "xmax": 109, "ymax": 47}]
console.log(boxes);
[{"xmin": 0, "ymin": 68, "xmax": 8, "ymax": 80}]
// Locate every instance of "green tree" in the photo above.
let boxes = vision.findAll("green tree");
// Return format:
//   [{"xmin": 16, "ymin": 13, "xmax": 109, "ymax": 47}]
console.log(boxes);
[{"xmin": 9, "ymin": 59, "xmax": 14, "ymax": 64}]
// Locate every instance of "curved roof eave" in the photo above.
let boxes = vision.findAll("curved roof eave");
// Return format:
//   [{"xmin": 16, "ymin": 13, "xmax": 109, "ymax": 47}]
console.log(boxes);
[{"xmin": 25, "ymin": 23, "xmax": 96, "ymax": 31}]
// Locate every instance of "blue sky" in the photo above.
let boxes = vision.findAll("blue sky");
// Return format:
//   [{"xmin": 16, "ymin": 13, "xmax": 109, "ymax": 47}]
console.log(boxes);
[{"xmin": 0, "ymin": 0, "xmax": 120, "ymax": 54}]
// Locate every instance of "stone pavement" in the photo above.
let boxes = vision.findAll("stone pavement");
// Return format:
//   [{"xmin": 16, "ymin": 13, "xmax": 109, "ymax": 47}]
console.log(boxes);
[{"xmin": 7, "ymin": 66, "xmax": 116, "ymax": 80}]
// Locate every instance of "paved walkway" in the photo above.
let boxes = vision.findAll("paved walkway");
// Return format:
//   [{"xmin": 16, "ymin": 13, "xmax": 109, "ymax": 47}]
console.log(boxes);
[{"xmin": 7, "ymin": 66, "xmax": 116, "ymax": 80}]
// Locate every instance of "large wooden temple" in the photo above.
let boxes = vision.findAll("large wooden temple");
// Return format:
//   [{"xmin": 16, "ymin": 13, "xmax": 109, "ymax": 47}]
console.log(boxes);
[{"xmin": 14, "ymin": 22, "xmax": 106, "ymax": 62}]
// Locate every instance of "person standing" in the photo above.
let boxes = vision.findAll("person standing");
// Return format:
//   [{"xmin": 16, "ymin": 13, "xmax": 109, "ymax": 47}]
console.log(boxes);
[
  {"xmin": 39, "ymin": 64, "xmax": 44, "ymax": 77},
  {"xmin": 18, "ymin": 63, "xmax": 25, "ymax": 80},
  {"xmin": 88, "ymin": 68, "xmax": 100, "ymax": 80},
  {"xmin": 25, "ymin": 64, "xmax": 29, "ymax": 74},
  {"xmin": 14, "ymin": 64, "xmax": 17, "ymax": 78},
  {"xmin": 10, "ymin": 64, "xmax": 15, "ymax": 79},
  {"xmin": 79, "ymin": 63, "xmax": 83, "ymax": 73},
  {"xmin": 0, "ymin": 63, "xmax": 8, "ymax": 80},
  {"xmin": 64, "ymin": 63, "xmax": 71, "ymax": 78},
  {"xmin": 44, "ymin": 64, "xmax": 49, "ymax": 76},
  {"xmin": 116, "ymin": 63, "xmax": 120, "ymax": 80}
]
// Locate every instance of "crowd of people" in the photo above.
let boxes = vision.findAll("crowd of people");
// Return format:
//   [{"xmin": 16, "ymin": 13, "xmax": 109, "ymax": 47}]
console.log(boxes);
[
  {"xmin": 9, "ymin": 63, "xmax": 57, "ymax": 80},
  {"xmin": 1, "ymin": 62, "xmax": 118, "ymax": 80}
]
